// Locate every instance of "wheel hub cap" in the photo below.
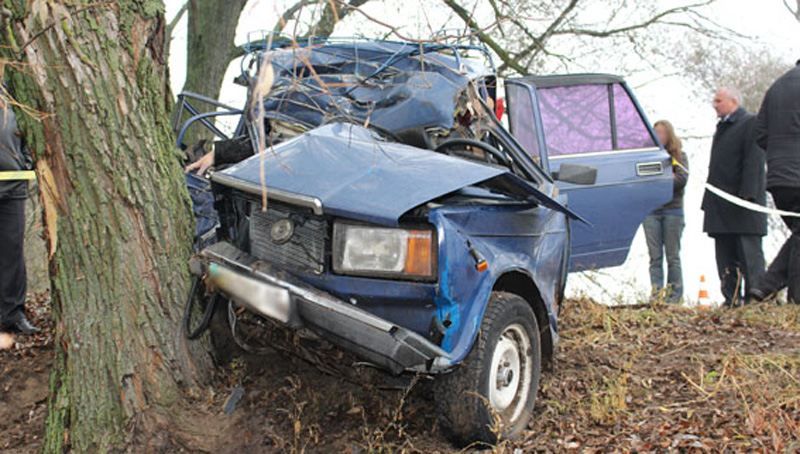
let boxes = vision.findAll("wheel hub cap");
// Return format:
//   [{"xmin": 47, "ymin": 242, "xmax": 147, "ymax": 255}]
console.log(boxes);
[{"xmin": 488, "ymin": 323, "xmax": 532, "ymax": 423}]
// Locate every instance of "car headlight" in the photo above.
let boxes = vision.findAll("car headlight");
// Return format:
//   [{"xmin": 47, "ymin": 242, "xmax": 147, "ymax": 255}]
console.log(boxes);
[{"xmin": 333, "ymin": 222, "xmax": 436, "ymax": 280}]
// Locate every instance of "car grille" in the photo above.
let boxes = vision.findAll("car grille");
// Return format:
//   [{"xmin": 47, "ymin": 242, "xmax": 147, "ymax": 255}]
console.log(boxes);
[{"xmin": 248, "ymin": 203, "xmax": 328, "ymax": 274}]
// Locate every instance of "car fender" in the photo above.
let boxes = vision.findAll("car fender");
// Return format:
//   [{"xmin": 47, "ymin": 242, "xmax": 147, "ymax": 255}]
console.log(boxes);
[{"xmin": 429, "ymin": 205, "xmax": 567, "ymax": 366}]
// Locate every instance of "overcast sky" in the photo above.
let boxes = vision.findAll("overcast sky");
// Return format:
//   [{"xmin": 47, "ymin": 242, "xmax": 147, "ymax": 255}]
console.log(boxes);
[{"xmin": 166, "ymin": 0, "xmax": 799, "ymax": 304}]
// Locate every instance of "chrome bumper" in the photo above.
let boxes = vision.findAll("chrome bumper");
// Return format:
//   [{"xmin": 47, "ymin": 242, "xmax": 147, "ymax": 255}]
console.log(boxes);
[{"xmin": 191, "ymin": 242, "xmax": 451, "ymax": 374}]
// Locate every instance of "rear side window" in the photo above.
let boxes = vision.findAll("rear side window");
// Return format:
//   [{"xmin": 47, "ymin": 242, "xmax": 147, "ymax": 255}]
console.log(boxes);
[
  {"xmin": 537, "ymin": 84, "xmax": 612, "ymax": 156},
  {"xmin": 537, "ymin": 82, "xmax": 655, "ymax": 157}
]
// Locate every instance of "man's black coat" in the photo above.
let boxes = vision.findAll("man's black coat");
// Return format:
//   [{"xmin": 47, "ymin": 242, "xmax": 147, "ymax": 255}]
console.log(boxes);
[
  {"xmin": 756, "ymin": 62, "xmax": 800, "ymax": 190},
  {"xmin": 702, "ymin": 107, "xmax": 767, "ymax": 236}
]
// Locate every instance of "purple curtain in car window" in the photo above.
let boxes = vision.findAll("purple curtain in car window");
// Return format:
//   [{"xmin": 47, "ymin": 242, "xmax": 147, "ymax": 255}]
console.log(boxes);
[
  {"xmin": 507, "ymin": 84, "xmax": 540, "ymax": 160},
  {"xmin": 613, "ymin": 84, "xmax": 656, "ymax": 150},
  {"xmin": 537, "ymin": 85, "xmax": 612, "ymax": 156}
]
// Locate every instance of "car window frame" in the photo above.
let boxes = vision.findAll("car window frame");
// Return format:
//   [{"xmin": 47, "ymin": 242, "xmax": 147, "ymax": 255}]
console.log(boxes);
[{"xmin": 505, "ymin": 80, "xmax": 549, "ymax": 169}]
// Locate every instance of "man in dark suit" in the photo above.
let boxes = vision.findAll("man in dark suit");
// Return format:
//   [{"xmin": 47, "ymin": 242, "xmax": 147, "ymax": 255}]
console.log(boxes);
[
  {"xmin": 0, "ymin": 99, "xmax": 39, "ymax": 334},
  {"xmin": 751, "ymin": 60, "xmax": 800, "ymax": 304},
  {"xmin": 702, "ymin": 87, "xmax": 767, "ymax": 307}
]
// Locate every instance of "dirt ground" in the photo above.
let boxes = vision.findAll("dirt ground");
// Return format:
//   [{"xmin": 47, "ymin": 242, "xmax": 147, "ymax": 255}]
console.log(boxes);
[
  {"xmin": 2, "ymin": 295, "xmax": 799, "ymax": 453},
  {"xmin": 0, "ymin": 294, "xmax": 53, "ymax": 453}
]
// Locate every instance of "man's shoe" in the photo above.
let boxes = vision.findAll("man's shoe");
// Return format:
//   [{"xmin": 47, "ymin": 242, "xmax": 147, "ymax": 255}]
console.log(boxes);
[{"xmin": 1, "ymin": 312, "xmax": 40, "ymax": 335}]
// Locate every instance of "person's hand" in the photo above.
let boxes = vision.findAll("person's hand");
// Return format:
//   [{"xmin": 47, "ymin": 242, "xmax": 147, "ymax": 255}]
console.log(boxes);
[
  {"xmin": 0, "ymin": 332, "xmax": 14, "ymax": 350},
  {"xmin": 185, "ymin": 150, "xmax": 215, "ymax": 175}
]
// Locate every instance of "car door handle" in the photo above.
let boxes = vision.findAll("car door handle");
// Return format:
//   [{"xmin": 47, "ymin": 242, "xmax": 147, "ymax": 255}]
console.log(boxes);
[{"xmin": 636, "ymin": 161, "xmax": 663, "ymax": 176}]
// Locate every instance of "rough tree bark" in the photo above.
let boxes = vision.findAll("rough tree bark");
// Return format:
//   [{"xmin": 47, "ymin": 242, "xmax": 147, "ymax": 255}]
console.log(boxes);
[{"xmin": 2, "ymin": 1, "xmax": 205, "ymax": 451}]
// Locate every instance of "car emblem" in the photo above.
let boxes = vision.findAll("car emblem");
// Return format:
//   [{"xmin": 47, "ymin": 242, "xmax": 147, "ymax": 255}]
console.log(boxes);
[{"xmin": 270, "ymin": 218, "xmax": 295, "ymax": 244}]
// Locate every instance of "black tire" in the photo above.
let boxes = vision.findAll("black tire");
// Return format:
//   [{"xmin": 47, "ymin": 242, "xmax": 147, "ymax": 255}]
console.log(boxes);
[{"xmin": 434, "ymin": 291, "xmax": 541, "ymax": 446}]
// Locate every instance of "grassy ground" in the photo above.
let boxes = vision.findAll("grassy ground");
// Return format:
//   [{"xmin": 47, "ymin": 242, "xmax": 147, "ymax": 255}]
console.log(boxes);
[{"xmin": 3, "ymin": 296, "xmax": 799, "ymax": 452}]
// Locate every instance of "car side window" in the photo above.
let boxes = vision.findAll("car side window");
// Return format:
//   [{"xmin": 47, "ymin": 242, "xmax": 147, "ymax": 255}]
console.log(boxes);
[
  {"xmin": 613, "ymin": 83, "xmax": 656, "ymax": 150},
  {"xmin": 537, "ymin": 84, "xmax": 613, "ymax": 156},
  {"xmin": 536, "ymin": 83, "xmax": 656, "ymax": 157},
  {"xmin": 506, "ymin": 84, "xmax": 540, "ymax": 160}
]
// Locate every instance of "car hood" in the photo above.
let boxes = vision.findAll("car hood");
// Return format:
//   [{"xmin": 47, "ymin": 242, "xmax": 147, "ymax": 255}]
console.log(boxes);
[{"xmin": 213, "ymin": 123, "xmax": 580, "ymax": 226}]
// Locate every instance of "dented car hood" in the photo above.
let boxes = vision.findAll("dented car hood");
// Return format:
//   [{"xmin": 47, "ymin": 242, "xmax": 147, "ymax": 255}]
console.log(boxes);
[{"xmin": 213, "ymin": 123, "xmax": 579, "ymax": 226}]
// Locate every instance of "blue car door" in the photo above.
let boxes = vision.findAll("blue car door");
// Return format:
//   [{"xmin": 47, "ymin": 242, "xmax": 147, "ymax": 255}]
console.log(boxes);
[{"xmin": 506, "ymin": 74, "xmax": 672, "ymax": 271}]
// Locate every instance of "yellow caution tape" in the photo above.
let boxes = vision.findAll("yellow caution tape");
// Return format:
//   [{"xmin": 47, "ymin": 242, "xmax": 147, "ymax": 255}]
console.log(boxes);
[
  {"xmin": 672, "ymin": 158, "xmax": 689, "ymax": 173},
  {"xmin": 0, "ymin": 170, "xmax": 36, "ymax": 181}
]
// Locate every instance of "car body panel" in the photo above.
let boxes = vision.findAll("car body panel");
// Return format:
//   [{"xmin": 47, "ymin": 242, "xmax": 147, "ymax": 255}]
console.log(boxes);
[
  {"xmin": 550, "ymin": 148, "xmax": 672, "ymax": 270},
  {"xmin": 427, "ymin": 203, "xmax": 567, "ymax": 362},
  {"xmin": 195, "ymin": 242, "xmax": 451, "ymax": 374}
]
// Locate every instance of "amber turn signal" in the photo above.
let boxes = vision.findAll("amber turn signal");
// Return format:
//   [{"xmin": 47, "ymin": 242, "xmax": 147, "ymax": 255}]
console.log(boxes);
[{"xmin": 405, "ymin": 230, "xmax": 434, "ymax": 276}]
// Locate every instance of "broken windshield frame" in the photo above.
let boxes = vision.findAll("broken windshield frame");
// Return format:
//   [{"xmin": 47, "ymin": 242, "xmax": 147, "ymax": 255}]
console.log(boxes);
[{"xmin": 172, "ymin": 92, "xmax": 244, "ymax": 150}]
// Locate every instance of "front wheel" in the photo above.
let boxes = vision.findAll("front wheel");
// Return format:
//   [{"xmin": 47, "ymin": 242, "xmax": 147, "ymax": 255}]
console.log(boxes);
[{"xmin": 434, "ymin": 292, "xmax": 542, "ymax": 445}]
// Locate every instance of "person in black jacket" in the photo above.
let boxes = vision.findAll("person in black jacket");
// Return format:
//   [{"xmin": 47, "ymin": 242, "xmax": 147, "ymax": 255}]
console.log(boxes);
[
  {"xmin": 702, "ymin": 87, "xmax": 767, "ymax": 307},
  {"xmin": 750, "ymin": 61, "xmax": 800, "ymax": 304},
  {"xmin": 0, "ymin": 100, "xmax": 39, "ymax": 334}
]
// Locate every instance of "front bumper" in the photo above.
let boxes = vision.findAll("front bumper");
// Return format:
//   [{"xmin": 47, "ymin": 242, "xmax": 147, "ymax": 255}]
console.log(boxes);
[{"xmin": 191, "ymin": 242, "xmax": 451, "ymax": 374}]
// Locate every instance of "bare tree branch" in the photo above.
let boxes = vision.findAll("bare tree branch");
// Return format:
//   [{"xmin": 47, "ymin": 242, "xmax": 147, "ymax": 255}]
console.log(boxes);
[
  {"xmin": 312, "ymin": 0, "xmax": 371, "ymax": 37},
  {"xmin": 784, "ymin": 0, "xmax": 800, "ymax": 21},
  {"xmin": 165, "ymin": 0, "xmax": 189, "ymax": 61},
  {"xmin": 272, "ymin": 0, "xmax": 317, "ymax": 34},
  {"xmin": 441, "ymin": 0, "xmax": 735, "ymax": 77},
  {"xmin": 441, "ymin": 0, "xmax": 529, "ymax": 74},
  {"xmin": 551, "ymin": 1, "xmax": 716, "ymax": 37},
  {"xmin": 498, "ymin": 0, "xmax": 579, "ymax": 74},
  {"xmin": 167, "ymin": 1, "xmax": 189, "ymax": 38}
]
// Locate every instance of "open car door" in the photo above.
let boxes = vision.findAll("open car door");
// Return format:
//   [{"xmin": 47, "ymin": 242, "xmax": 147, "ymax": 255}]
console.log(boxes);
[{"xmin": 506, "ymin": 74, "xmax": 672, "ymax": 271}]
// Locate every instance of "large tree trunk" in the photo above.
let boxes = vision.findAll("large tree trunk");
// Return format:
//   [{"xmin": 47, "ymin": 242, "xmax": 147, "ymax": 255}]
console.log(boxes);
[
  {"xmin": 2, "ymin": 1, "xmax": 204, "ymax": 451},
  {"xmin": 180, "ymin": 0, "xmax": 246, "ymax": 146}
]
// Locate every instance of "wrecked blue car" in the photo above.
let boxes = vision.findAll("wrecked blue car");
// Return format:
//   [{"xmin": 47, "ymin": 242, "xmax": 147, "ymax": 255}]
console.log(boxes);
[{"xmin": 177, "ymin": 38, "xmax": 672, "ymax": 444}]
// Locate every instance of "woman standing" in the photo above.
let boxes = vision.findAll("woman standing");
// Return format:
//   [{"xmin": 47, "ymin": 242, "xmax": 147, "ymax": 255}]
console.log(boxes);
[{"xmin": 644, "ymin": 120, "xmax": 689, "ymax": 303}]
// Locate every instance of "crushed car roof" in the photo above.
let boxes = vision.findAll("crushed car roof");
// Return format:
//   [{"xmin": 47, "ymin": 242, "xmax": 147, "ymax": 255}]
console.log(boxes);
[{"xmin": 259, "ymin": 39, "xmax": 495, "ymax": 136}]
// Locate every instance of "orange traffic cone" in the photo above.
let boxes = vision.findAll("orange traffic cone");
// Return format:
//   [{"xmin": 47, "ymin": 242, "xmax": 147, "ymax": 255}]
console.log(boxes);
[{"xmin": 697, "ymin": 274, "xmax": 710, "ymax": 306}]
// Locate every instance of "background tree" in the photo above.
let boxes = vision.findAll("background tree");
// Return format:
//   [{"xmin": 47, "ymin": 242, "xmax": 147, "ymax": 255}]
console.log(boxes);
[
  {"xmin": 676, "ymin": 38, "xmax": 791, "ymax": 112},
  {"xmin": 182, "ymin": 0, "xmax": 247, "ymax": 104},
  {"xmin": 1, "ymin": 1, "xmax": 205, "ymax": 451},
  {"xmin": 172, "ymin": 0, "xmax": 246, "ymax": 146},
  {"xmin": 440, "ymin": 0, "xmax": 727, "ymax": 77}
]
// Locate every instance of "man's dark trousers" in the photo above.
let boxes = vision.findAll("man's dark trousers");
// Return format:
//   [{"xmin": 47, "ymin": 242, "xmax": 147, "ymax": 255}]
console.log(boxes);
[
  {"xmin": 713, "ymin": 234, "xmax": 764, "ymax": 305},
  {"xmin": 757, "ymin": 187, "xmax": 800, "ymax": 303},
  {"xmin": 0, "ymin": 198, "xmax": 26, "ymax": 322}
]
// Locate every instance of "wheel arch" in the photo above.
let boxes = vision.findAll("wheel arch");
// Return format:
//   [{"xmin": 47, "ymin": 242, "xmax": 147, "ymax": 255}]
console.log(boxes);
[{"xmin": 492, "ymin": 270, "xmax": 554, "ymax": 366}]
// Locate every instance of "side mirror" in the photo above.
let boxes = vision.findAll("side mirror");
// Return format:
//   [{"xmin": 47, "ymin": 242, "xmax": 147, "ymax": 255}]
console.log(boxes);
[{"xmin": 552, "ymin": 163, "xmax": 597, "ymax": 185}]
